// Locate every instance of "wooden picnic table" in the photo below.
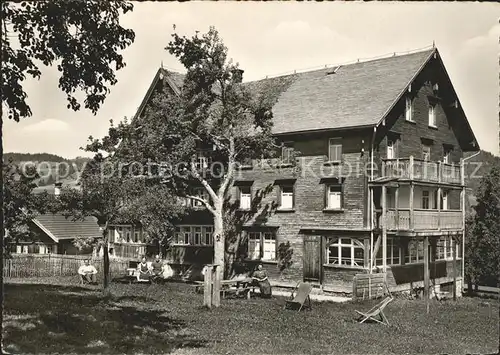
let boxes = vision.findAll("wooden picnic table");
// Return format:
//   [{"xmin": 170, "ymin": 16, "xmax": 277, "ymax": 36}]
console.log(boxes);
[{"xmin": 193, "ymin": 277, "xmax": 256, "ymax": 299}]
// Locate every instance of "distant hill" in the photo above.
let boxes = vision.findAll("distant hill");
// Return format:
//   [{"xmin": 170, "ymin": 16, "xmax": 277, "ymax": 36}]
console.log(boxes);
[
  {"xmin": 464, "ymin": 150, "xmax": 500, "ymax": 195},
  {"xmin": 3, "ymin": 152, "xmax": 91, "ymax": 187}
]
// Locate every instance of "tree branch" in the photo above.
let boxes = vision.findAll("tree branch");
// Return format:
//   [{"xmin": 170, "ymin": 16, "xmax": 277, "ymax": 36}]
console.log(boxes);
[
  {"xmin": 186, "ymin": 195, "xmax": 216, "ymax": 215},
  {"xmin": 189, "ymin": 162, "xmax": 219, "ymax": 206}
]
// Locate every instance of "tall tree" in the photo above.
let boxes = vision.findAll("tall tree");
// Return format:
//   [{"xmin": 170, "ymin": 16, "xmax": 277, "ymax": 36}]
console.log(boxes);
[
  {"xmin": 59, "ymin": 120, "xmax": 185, "ymax": 293},
  {"xmin": 1, "ymin": 0, "xmax": 135, "ymax": 262},
  {"xmin": 469, "ymin": 164, "xmax": 500, "ymax": 289},
  {"xmin": 2, "ymin": 159, "xmax": 56, "ymax": 256},
  {"xmin": 142, "ymin": 27, "xmax": 279, "ymax": 281},
  {"xmin": 1, "ymin": 0, "xmax": 135, "ymax": 122}
]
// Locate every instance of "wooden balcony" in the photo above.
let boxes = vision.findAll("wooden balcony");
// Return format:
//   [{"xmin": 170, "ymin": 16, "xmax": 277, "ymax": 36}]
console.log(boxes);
[
  {"xmin": 111, "ymin": 243, "xmax": 147, "ymax": 259},
  {"xmin": 381, "ymin": 157, "xmax": 462, "ymax": 185},
  {"xmin": 384, "ymin": 209, "xmax": 462, "ymax": 231}
]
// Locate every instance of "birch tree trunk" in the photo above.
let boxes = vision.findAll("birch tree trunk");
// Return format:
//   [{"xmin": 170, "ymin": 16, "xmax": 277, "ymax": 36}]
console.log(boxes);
[{"xmin": 213, "ymin": 209, "xmax": 225, "ymax": 279}]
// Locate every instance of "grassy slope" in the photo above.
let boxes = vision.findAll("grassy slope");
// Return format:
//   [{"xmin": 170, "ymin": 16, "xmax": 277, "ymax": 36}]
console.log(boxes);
[{"xmin": 3, "ymin": 278, "xmax": 499, "ymax": 355}]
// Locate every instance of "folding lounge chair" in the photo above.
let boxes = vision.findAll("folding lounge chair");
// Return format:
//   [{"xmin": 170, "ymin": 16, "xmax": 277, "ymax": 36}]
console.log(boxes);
[
  {"xmin": 355, "ymin": 296, "xmax": 393, "ymax": 325},
  {"xmin": 284, "ymin": 282, "xmax": 313, "ymax": 311}
]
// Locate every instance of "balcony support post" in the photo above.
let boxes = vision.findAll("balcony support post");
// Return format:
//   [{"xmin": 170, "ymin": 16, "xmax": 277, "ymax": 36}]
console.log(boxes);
[
  {"xmin": 381, "ymin": 185, "xmax": 387, "ymax": 282},
  {"xmin": 409, "ymin": 156, "xmax": 414, "ymax": 180},
  {"xmin": 395, "ymin": 185, "xmax": 399, "ymax": 230},
  {"xmin": 424, "ymin": 236, "xmax": 430, "ymax": 313},
  {"xmin": 409, "ymin": 182, "xmax": 414, "ymax": 230},
  {"xmin": 453, "ymin": 235, "xmax": 457, "ymax": 301},
  {"xmin": 437, "ymin": 187, "xmax": 442, "ymax": 230}
]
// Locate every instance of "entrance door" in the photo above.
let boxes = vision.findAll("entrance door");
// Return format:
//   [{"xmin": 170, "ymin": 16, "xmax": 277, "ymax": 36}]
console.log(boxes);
[{"xmin": 303, "ymin": 235, "xmax": 322, "ymax": 283}]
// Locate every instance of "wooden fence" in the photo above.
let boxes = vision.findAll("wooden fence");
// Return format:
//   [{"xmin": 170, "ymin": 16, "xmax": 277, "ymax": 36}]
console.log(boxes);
[{"xmin": 3, "ymin": 254, "xmax": 129, "ymax": 279}]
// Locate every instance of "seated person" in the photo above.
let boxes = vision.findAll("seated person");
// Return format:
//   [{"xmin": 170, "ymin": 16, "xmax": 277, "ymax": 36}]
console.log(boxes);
[
  {"xmin": 78, "ymin": 259, "xmax": 98, "ymax": 284},
  {"xmin": 252, "ymin": 264, "xmax": 272, "ymax": 298},
  {"xmin": 151, "ymin": 255, "xmax": 164, "ymax": 281},
  {"xmin": 137, "ymin": 256, "xmax": 152, "ymax": 282}
]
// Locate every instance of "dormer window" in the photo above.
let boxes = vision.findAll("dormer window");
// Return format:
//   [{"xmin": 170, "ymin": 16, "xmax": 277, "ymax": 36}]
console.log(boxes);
[
  {"xmin": 405, "ymin": 97, "xmax": 414, "ymax": 122},
  {"xmin": 328, "ymin": 138, "xmax": 342, "ymax": 163},
  {"xmin": 428, "ymin": 104, "xmax": 437, "ymax": 127},
  {"xmin": 281, "ymin": 142, "xmax": 294, "ymax": 165}
]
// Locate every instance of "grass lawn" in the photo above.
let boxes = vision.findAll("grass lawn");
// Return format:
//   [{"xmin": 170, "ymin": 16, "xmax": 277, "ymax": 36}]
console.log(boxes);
[{"xmin": 3, "ymin": 277, "xmax": 499, "ymax": 354}]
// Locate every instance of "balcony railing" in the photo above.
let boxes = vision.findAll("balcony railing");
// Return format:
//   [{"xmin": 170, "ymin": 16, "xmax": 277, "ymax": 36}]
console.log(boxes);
[
  {"xmin": 111, "ymin": 243, "xmax": 147, "ymax": 259},
  {"xmin": 384, "ymin": 209, "xmax": 462, "ymax": 231},
  {"xmin": 382, "ymin": 157, "xmax": 462, "ymax": 185}
]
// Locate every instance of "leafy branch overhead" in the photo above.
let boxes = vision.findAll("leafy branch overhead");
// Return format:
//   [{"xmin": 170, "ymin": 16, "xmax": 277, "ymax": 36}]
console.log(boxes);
[{"xmin": 1, "ymin": 0, "xmax": 135, "ymax": 121}]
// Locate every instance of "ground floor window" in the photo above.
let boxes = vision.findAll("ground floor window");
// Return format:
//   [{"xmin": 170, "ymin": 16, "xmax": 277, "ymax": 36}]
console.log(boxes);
[
  {"xmin": 248, "ymin": 231, "xmax": 276, "ymax": 261},
  {"xmin": 375, "ymin": 237, "xmax": 401, "ymax": 266},
  {"xmin": 326, "ymin": 237, "xmax": 364, "ymax": 268},
  {"xmin": 436, "ymin": 235, "xmax": 461, "ymax": 260},
  {"xmin": 173, "ymin": 225, "xmax": 213, "ymax": 246},
  {"xmin": 404, "ymin": 240, "xmax": 424, "ymax": 264}
]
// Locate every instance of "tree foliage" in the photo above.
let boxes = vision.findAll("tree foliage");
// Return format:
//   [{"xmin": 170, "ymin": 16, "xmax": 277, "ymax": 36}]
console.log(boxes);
[
  {"xmin": 1, "ymin": 0, "xmax": 135, "ymax": 121},
  {"xmin": 59, "ymin": 119, "xmax": 186, "ymax": 291},
  {"xmin": 132, "ymin": 27, "xmax": 279, "ymax": 278},
  {"xmin": 468, "ymin": 163, "xmax": 500, "ymax": 288},
  {"xmin": 2, "ymin": 159, "xmax": 56, "ymax": 256}
]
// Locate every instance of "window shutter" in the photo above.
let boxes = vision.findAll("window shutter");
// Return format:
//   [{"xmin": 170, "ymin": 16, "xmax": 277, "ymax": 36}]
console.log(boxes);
[
  {"xmin": 292, "ymin": 184, "xmax": 296, "ymax": 209},
  {"xmin": 341, "ymin": 183, "xmax": 345, "ymax": 209},
  {"xmin": 277, "ymin": 185, "xmax": 281, "ymax": 207},
  {"xmin": 324, "ymin": 184, "xmax": 328, "ymax": 209}
]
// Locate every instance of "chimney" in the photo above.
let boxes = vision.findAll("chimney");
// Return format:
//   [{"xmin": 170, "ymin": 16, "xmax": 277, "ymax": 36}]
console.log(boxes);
[{"xmin": 54, "ymin": 182, "xmax": 62, "ymax": 197}]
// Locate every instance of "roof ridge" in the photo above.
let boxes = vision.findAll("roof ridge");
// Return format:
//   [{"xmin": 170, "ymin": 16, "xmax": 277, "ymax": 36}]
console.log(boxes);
[{"xmin": 249, "ymin": 45, "xmax": 436, "ymax": 82}]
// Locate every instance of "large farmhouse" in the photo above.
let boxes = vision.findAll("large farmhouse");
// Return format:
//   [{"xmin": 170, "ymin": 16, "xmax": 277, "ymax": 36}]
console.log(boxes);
[{"xmin": 130, "ymin": 47, "xmax": 479, "ymax": 295}]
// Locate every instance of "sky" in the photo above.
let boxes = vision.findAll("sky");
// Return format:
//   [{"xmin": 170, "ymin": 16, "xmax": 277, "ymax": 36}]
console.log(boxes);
[{"xmin": 3, "ymin": 2, "xmax": 500, "ymax": 158}]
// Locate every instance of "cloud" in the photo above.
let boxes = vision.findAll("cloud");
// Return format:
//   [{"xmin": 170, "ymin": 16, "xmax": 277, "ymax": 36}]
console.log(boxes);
[
  {"xmin": 24, "ymin": 119, "xmax": 70, "ymax": 133},
  {"xmin": 463, "ymin": 24, "xmax": 500, "ymax": 49}
]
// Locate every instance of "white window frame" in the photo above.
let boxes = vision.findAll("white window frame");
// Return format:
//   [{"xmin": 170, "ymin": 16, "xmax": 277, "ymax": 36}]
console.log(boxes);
[
  {"xmin": 387, "ymin": 139, "xmax": 396, "ymax": 159},
  {"xmin": 441, "ymin": 191, "xmax": 448, "ymax": 210},
  {"xmin": 16, "ymin": 245, "xmax": 22, "ymax": 254},
  {"xmin": 422, "ymin": 190, "xmax": 430, "ymax": 209},
  {"xmin": 326, "ymin": 184, "xmax": 343, "ymax": 210},
  {"xmin": 174, "ymin": 225, "xmax": 214, "ymax": 246},
  {"xmin": 428, "ymin": 104, "xmax": 437, "ymax": 127},
  {"xmin": 326, "ymin": 238, "xmax": 364, "ymax": 268},
  {"xmin": 405, "ymin": 240, "xmax": 424, "ymax": 264},
  {"xmin": 405, "ymin": 97, "xmax": 414, "ymax": 122},
  {"xmin": 279, "ymin": 185, "xmax": 294, "ymax": 210},
  {"xmin": 248, "ymin": 231, "xmax": 276, "ymax": 261},
  {"xmin": 239, "ymin": 186, "xmax": 252, "ymax": 210},
  {"xmin": 192, "ymin": 187, "xmax": 209, "ymax": 208},
  {"xmin": 328, "ymin": 138, "xmax": 342, "ymax": 163},
  {"xmin": 281, "ymin": 142, "xmax": 294, "ymax": 165},
  {"xmin": 422, "ymin": 145, "xmax": 431, "ymax": 161},
  {"xmin": 443, "ymin": 150, "xmax": 450, "ymax": 164},
  {"xmin": 375, "ymin": 237, "xmax": 401, "ymax": 266}
]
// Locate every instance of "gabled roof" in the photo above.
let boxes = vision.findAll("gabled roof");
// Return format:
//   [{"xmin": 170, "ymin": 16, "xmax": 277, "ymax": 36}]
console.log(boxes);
[
  {"xmin": 136, "ymin": 47, "xmax": 478, "ymax": 149},
  {"xmin": 32, "ymin": 214, "xmax": 101, "ymax": 242}
]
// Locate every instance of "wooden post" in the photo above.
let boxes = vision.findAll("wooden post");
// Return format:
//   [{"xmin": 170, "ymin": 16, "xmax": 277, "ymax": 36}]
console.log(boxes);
[
  {"xmin": 409, "ymin": 156, "xmax": 414, "ymax": 180},
  {"xmin": 382, "ymin": 185, "xmax": 387, "ymax": 283},
  {"xmin": 352, "ymin": 275, "xmax": 358, "ymax": 301},
  {"xmin": 212, "ymin": 264, "xmax": 221, "ymax": 308},
  {"xmin": 453, "ymin": 236, "xmax": 457, "ymax": 301},
  {"xmin": 395, "ymin": 185, "xmax": 399, "ymax": 230},
  {"xmin": 409, "ymin": 183, "xmax": 414, "ymax": 230},
  {"xmin": 437, "ymin": 187, "xmax": 442, "ymax": 230},
  {"xmin": 203, "ymin": 265, "xmax": 213, "ymax": 308},
  {"xmin": 424, "ymin": 236, "xmax": 430, "ymax": 314}
]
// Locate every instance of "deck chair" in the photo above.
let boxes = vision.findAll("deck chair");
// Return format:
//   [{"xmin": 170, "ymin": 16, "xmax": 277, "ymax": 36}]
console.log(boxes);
[
  {"xmin": 355, "ymin": 296, "xmax": 393, "ymax": 325},
  {"xmin": 284, "ymin": 282, "xmax": 313, "ymax": 311}
]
